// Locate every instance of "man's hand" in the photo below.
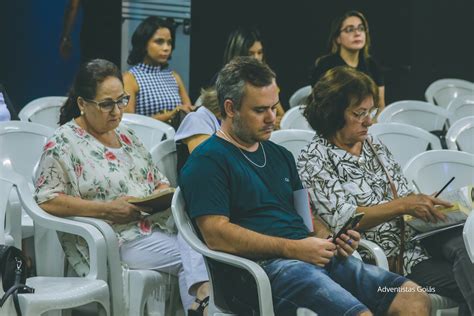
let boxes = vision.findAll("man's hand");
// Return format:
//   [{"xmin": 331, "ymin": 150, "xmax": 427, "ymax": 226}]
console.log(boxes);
[
  {"xmin": 334, "ymin": 229, "xmax": 360, "ymax": 258},
  {"xmin": 399, "ymin": 194, "xmax": 451, "ymax": 223},
  {"xmin": 285, "ymin": 237, "xmax": 336, "ymax": 267}
]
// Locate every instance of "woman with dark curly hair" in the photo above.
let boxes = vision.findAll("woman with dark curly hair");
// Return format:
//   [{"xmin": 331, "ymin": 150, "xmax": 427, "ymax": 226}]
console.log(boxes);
[
  {"xmin": 38, "ymin": 59, "xmax": 210, "ymax": 314},
  {"xmin": 309, "ymin": 11, "xmax": 385, "ymax": 110},
  {"xmin": 297, "ymin": 66, "xmax": 473, "ymax": 315},
  {"xmin": 124, "ymin": 16, "xmax": 193, "ymax": 125}
]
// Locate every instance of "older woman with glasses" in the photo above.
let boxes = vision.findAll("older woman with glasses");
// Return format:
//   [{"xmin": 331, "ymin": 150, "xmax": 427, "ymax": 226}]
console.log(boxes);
[
  {"xmin": 34, "ymin": 59, "xmax": 210, "ymax": 314},
  {"xmin": 309, "ymin": 10, "xmax": 385, "ymax": 110},
  {"xmin": 297, "ymin": 66, "xmax": 474, "ymax": 315}
]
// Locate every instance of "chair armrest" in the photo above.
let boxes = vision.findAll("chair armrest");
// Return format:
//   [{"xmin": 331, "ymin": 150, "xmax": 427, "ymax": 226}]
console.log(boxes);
[
  {"xmin": 359, "ymin": 239, "xmax": 389, "ymax": 270},
  {"xmin": 71, "ymin": 217, "xmax": 125, "ymax": 316},
  {"xmin": 182, "ymin": 231, "xmax": 273, "ymax": 315},
  {"xmin": 12, "ymin": 174, "xmax": 107, "ymax": 281}
]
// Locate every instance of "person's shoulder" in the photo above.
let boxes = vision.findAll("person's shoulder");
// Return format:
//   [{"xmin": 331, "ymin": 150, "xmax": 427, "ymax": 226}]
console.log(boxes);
[
  {"xmin": 315, "ymin": 54, "xmax": 340, "ymax": 67},
  {"xmin": 297, "ymin": 134, "xmax": 330, "ymax": 166},
  {"xmin": 265, "ymin": 140, "xmax": 297, "ymax": 163}
]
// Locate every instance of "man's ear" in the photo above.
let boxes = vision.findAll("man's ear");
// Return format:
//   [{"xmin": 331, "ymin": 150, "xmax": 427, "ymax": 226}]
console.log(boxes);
[{"xmin": 224, "ymin": 99, "xmax": 236, "ymax": 118}]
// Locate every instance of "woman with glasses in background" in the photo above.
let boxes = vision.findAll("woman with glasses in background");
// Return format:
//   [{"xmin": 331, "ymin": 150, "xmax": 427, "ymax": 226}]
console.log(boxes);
[
  {"xmin": 309, "ymin": 10, "xmax": 385, "ymax": 110},
  {"xmin": 35, "ymin": 59, "xmax": 210, "ymax": 314},
  {"xmin": 297, "ymin": 66, "xmax": 473, "ymax": 315}
]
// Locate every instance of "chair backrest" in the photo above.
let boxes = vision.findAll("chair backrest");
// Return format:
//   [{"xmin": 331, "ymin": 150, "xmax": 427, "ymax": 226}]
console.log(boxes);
[
  {"xmin": 425, "ymin": 79, "xmax": 474, "ymax": 107},
  {"xmin": 121, "ymin": 113, "xmax": 175, "ymax": 150},
  {"xmin": 19, "ymin": 96, "xmax": 66, "ymax": 129},
  {"xmin": 171, "ymin": 188, "xmax": 274, "ymax": 315},
  {"xmin": 150, "ymin": 139, "xmax": 178, "ymax": 187},
  {"xmin": 280, "ymin": 106, "xmax": 313, "ymax": 130},
  {"xmin": 0, "ymin": 121, "xmax": 54, "ymax": 181},
  {"xmin": 369, "ymin": 122, "xmax": 442, "ymax": 169},
  {"xmin": 0, "ymin": 166, "xmax": 107, "ymax": 281},
  {"xmin": 403, "ymin": 150, "xmax": 474, "ymax": 194},
  {"xmin": 194, "ymin": 95, "xmax": 203, "ymax": 107},
  {"xmin": 289, "ymin": 85, "xmax": 312, "ymax": 108},
  {"xmin": 270, "ymin": 129, "xmax": 315, "ymax": 161},
  {"xmin": 463, "ymin": 210, "xmax": 474, "ymax": 263},
  {"xmin": 378, "ymin": 100, "xmax": 453, "ymax": 132},
  {"xmin": 446, "ymin": 116, "xmax": 474, "ymax": 154},
  {"xmin": 446, "ymin": 95, "xmax": 474, "ymax": 123}
]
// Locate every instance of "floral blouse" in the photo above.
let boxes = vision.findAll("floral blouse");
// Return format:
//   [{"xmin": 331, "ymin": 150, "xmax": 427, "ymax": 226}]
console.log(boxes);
[
  {"xmin": 297, "ymin": 133, "xmax": 429, "ymax": 275},
  {"xmin": 35, "ymin": 120, "xmax": 174, "ymax": 275}
]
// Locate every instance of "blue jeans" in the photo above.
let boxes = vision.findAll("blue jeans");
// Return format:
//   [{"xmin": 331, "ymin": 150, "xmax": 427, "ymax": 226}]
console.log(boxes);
[{"xmin": 259, "ymin": 255, "xmax": 407, "ymax": 316}]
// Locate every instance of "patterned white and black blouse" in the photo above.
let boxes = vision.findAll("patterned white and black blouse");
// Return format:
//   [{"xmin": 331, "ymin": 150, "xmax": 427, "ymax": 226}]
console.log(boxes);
[
  {"xmin": 297, "ymin": 133, "xmax": 429, "ymax": 275},
  {"xmin": 128, "ymin": 63, "xmax": 182, "ymax": 116}
]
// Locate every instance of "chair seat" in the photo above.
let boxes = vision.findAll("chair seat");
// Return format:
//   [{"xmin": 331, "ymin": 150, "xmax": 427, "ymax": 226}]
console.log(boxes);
[{"xmin": 20, "ymin": 277, "xmax": 109, "ymax": 314}]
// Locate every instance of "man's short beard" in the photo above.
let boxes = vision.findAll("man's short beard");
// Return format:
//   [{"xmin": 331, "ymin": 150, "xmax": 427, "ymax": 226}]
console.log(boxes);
[{"xmin": 232, "ymin": 111, "xmax": 255, "ymax": 144}]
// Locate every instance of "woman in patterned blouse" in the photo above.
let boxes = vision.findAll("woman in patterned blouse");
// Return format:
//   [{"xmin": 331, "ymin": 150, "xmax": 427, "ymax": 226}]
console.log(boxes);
[
  {"xmin": 35, "ymin": 59, "xmax": 210, "ymax": 313},
  {"xmin": 123, "ymin": 17, "xmax": 193, "ymax": 124},
  {"xmin": 297, "ymin": 66, "xmax": 473, "ymax": 314}
]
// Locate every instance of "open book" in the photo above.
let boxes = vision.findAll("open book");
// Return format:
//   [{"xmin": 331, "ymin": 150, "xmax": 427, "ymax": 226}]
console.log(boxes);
[
  {"xmin": 407, "ymin": 185, "xmax": 473, "ymax": 241},
  {"xmin": 128, "ymin": 187, "xmax": 176, "ymax": 214}
]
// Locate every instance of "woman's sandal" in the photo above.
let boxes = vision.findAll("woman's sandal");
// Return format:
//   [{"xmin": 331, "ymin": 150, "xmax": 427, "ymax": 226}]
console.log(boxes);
[{"xmin": 188, "ymin": 296, "xmax": 209, "ymax": 316}]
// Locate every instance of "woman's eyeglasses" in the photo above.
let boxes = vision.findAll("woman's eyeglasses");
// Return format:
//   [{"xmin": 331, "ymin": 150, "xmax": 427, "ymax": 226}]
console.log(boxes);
[
  {"xmin": 352, "ymin": 108, "xmax": 378, "ymax": 122},
  {"xmin": 83, "ymin": 95, "xmax": 130, "ymax": 113},
  {"xmin": 340, "ymin": 24, "xmax": 367, "ymax": 34}
]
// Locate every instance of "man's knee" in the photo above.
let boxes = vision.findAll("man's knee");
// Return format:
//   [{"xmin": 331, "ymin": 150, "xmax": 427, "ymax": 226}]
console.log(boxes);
[{"xmin": 388, "ymin": 281, "xmax": 430, "ymax": 315}]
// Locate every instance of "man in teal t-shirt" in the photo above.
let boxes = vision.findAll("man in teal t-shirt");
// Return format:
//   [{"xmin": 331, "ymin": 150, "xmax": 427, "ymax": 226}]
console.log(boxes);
[{"xmin": 179, "ymin": 57, "xmax": 429, "ymax": 315}]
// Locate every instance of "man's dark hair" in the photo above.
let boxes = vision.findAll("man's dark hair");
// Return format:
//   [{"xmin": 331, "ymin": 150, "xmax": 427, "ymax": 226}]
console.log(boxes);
[
  {"xmin": 216, "ymin": 56, "xmax": 275, "ymax": 118},
  {"xmin": 304, "ymin": 66, "xmax": 379, "ymax": 138}
]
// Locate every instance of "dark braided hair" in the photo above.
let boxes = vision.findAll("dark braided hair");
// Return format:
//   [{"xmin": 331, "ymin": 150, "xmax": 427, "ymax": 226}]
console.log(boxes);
[{"xmin": 59, "ymin": 59, "xmax": 122, "ymax": 125}]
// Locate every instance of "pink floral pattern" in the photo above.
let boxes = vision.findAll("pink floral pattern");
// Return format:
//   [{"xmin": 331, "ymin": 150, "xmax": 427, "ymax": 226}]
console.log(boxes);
[
  {"xmin": 120, "ymin": 133, "xmax": 132, "ymax": 146},
  {"xmin": 43, "ymin": 140, "xmax": 55, "ymax": 151},
  {"xmin": 35, "ymin": 120, "xmax": 171, "ymax": 247},
  {"xmin": 138, "ymin": 219, "xmax": 152, "ymax": 235},
  {"xmin": 104, "ymin": 151, "xmax": 117, "ymax": 161}
]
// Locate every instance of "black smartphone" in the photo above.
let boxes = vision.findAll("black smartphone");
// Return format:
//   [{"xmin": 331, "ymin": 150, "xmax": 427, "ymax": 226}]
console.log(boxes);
[{"xmin": 332, "ymin": 212, "xmax": 365, "ymax": 242}]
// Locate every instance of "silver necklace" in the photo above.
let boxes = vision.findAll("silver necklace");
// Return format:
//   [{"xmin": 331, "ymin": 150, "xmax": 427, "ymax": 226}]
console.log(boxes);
[{"xmin": 218, "ymin": 129, "xmax": 267, "ymax": 168}]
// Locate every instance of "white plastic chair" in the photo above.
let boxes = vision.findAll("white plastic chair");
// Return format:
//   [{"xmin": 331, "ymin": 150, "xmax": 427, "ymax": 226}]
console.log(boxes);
[
  {"xmin": 121, "ymin": 113, "xmax": 175, "ymax": 150},
  {"xmin": 150, "ymin": 139, "xmax": 178, "ymax": 187},
  {"xmin": 425, "ymin": 79, "xmax": 474, "ymax": 107},
  {"xmin": 403, "ymin": 150, "xmax": 474, "ymax": 315},
  {"xmin": 369, "ymin": 122, "xmax": 442, "ymax": 169},
  {"xmin": 270, "ymin": 129, "xmax": 315, "ymax": 162},
  {"xmin": 446, "ymin": 116, "xmax": 474, "ymax": 154},
  {"xmin": 171, "ymin": 188, "xmax": 389, "ymax": 315},
  {"xmin": 69, "ymin": 217, "xmax": 181, "ymax": 316},
  {"xmin": 446, "ymin": 95, "xmax": 474, "ymax": 123},
  {"xmin": 19, "ymin": 96, "xmax": 66, "ymax": 129},
  {"xmin": 289, "ymin": 85, "xmax": 312, "ymax": 108},
  {"xmin": 280, "ymin": 106, "xmax": 313, "ymax": 131},
  {"xmin": 378, "ymin": 100, "xmax": 453, "ymax": 132},
  {"xmin": 0, "ymin": 167, "xmax": 110, "ymax": 316},
  {"xmin": 403, "ymin": 150, "xmax": 474, "ymax": 194},
  {"xmin": 0, "ymin": 121, "xmax": 55, "ymax": 239},
  {"xmin": 463, "ymin": 211, "xmax": 474, "ymax": 263}
]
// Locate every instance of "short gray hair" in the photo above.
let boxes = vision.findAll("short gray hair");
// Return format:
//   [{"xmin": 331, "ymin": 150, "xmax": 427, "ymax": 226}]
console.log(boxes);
[{"xmin": 216, "ymin": 56, "xmax": 276, "ymax": 118}]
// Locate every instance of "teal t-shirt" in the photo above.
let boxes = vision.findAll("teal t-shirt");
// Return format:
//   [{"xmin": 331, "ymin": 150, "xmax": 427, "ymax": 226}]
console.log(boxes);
[{"xmin": 179, "ymin": 135, "xmax": 309, "ymax": 240}]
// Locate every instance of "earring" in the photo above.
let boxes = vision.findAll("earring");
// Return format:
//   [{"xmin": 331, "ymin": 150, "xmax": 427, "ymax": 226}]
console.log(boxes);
[{"xmin": 80, "ymin": 110, "xmax": 84, "ymax": 116}]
